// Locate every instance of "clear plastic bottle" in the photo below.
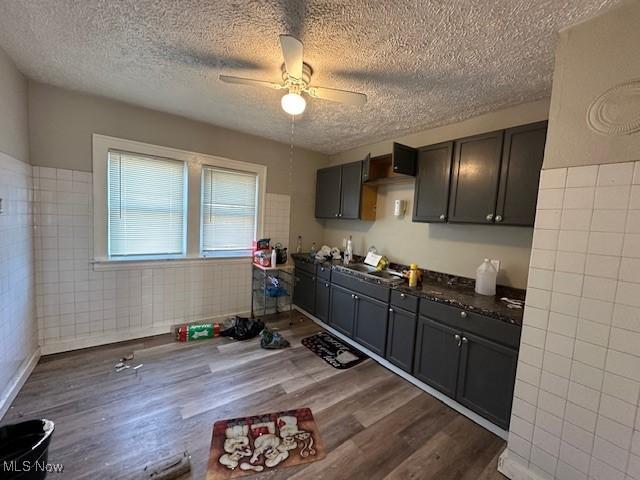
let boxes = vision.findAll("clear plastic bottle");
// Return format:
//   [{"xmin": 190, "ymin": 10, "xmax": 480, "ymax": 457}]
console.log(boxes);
[
  {"xmin": 344, "ymin": 236, "xmax": 353, "ymax": 265},
  {"xmin": 475, "ymin": 258, "xmax": 497, "ymax": 296},
  {"xmin": 309, "ymin": 242, "xmax": 317, "ymax": 259},
  {"xmin": 296, "ymin": 235, "xmax": 302, "ymax": 254}
]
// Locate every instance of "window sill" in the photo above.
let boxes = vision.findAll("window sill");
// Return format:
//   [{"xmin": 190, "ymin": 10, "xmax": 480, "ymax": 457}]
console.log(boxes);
[{"xmin": 91, "ymin": 256, "xmax": 252, "ymax": 271}]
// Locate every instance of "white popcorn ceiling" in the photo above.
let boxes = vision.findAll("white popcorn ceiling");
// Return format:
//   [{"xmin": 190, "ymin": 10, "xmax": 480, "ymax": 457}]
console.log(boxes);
[{"xmin": 0, "ymin": 0, "xmax": 620, "ymax": 154}]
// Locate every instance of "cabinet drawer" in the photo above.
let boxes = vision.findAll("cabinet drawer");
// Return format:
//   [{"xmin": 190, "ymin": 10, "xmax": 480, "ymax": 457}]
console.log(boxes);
[
  {"xmin": 294, "ymin": 259, "xmax": 315, "ymax": 275},
  {"xmin": 317, "ymin": 264, "xmax": 332, "ymax": 280},
  {"xmin": 419, "ymin": 298, "xmax": 521, "ymax": 349},
  {"xmin": 390, "ymin": 290, "xmax": 419, "ymax": 313},
  {"xmin": 331, "ymin": 270, "xmax": 390, "ymax": 302}
]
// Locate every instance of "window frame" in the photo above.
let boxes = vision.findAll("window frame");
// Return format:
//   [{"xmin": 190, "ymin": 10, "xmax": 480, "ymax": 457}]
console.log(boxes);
[{"xmin": 92, "ymin": 134, "xmax": 266, "ymax": 268}]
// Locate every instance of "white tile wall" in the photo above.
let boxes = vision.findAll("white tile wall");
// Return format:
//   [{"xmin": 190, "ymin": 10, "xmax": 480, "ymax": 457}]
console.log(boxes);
[
  {"xmin": 32, "ymin": 168, "xmax": 290, "ymax": 353},
  {"xmin": 503, "ymin": 161, "xmax": 640, "ymax": 480},
  {"xmin": 0, "ymin": 153, "xmax": 36, "ymax": 397},
  {"xmin": 264, "ymin": 193, "xmax": 291, "ymax": 248}
]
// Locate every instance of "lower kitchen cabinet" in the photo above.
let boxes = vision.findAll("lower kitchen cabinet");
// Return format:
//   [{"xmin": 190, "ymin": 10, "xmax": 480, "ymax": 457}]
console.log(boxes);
[
  {"xmin": 413, "ymin": 316, "xmax": 461, "ymax": 398},
  {"xmin": 329, "ymin": 284, "xmax": 356, "ymax": 337},
  {"xmin": 456, "ymin": 332, "xmax": 518, "ymax": 429},
  {"xmin": 353, "ymin": 294, "xmax": 389, "ymax": 356},
  {"xmin": 293, "ymin": 268, "xmax": 315, "ymax": 314},
  {"xmin": 315, "ymin": 278, "xmax": 331, "ymax": 323},
  {"xmin": 385, "ymin": 307, "xmax": 417, "ymax": 373}
]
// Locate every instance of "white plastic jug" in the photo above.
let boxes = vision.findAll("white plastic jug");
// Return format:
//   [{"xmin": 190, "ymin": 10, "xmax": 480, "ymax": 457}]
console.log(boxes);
[{"xmin": 475, "ymin": 258, "xmax": 497, "ymax": 296}]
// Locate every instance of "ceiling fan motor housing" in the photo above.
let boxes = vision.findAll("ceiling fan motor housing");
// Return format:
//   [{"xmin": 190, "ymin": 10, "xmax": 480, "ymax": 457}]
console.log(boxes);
[{"xmin": 281, "ymin": 62, "xmax": 313, "ymax": 88}]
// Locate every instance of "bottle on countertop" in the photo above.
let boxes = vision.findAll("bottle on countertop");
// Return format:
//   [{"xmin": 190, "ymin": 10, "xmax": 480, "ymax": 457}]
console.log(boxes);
[
  {"xmin": 296, "ymin": 235, "xmax": 302, "ymax": 254},
  {"xmin": 408, "ymin": 264, "xmax": 419, "ymax": 288},
  {"xmin": 475, "ymin": 258, "xmax": 497, "ymax": 296},
  {"xmin": 271, "ymin": 248, "xmax": 277, "ymax": 267},
  {"xmin": 344, "ymin": 235, "xmax": 353, "ymax": 265},
  {"xmin": 309, "ymin": 242, "xmax": 317, "ymax": 259}
]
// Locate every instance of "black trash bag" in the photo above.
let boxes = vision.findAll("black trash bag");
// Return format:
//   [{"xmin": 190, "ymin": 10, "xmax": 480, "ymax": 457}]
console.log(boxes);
[
  {"xmin": 0, "ymin": 419, "xmax": 55, "ymax": 480},
  {"xmin": 260, "ymin": 327, "xmax": 290, "ymax": 349},
  {"xmin": 220, "ymin": 316, "xmax": 265, "ymax": 341}
]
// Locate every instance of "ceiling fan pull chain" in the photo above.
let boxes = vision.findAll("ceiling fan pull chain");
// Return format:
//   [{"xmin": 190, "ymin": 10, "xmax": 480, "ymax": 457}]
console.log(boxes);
[{"xmin": 289, "ymin": 115, "xmax": 295, "ymax": 202}]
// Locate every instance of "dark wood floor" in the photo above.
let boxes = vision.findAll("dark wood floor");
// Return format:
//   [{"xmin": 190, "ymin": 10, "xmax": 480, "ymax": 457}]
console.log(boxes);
[{"xmin": 3, "ymin": 313, "xmax": 507, "ymax": 479}]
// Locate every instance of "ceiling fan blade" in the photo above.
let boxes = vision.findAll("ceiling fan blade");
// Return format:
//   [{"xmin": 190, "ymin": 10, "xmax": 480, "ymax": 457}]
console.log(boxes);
[
  {"xmin": 219, "ymin": 75, "xmax": 284, "ymax": 90},
  {"xmin": 279, "ymin": 35, "xmax": 303, "ymax": 79},
  {"xmin": 306, "ymin": 86, "xmax": 367, "ymax": 106}
]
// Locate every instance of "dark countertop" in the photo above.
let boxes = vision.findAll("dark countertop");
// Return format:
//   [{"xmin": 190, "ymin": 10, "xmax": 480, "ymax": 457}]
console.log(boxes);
[{"xmin": 292, "ymin": 253, "xmax": 525, "ymax": 326}]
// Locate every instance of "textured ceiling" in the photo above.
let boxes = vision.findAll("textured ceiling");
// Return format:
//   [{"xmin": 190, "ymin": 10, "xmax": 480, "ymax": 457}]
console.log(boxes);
[{"xmin": 0, "ymin": 0, "xmax": 621, "ymax": 154}]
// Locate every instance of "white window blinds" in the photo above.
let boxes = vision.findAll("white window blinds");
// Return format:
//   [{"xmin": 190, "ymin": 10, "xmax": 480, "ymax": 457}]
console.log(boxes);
[
  {"xmin": 201, "ymin": 167, "xmax": 258, "ymax": 256},
  {"xmin": 108, "ymin": 150, "xmax": 187, "ymax": 257}
]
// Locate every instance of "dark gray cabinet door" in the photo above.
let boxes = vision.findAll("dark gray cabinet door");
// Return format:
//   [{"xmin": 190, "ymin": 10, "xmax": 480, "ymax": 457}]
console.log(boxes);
[
  {"xmin": 329, "ymin": 284, "xmax": 356, "ymax": 337},
  {"xmin": 339, "ymin": 161, "xmax": 362, "ymax": 219},
  {"xmin": 414, "ymin": 316, "xmax": 461, "ymax": 397},
  {"xmin": 386, "ymin": 307, "xmax": 417, "ymax": 373},
  {"xmin": 448, "ymin": 131, "xmax": 504, "ymax": 224},
  {"xmin": 456, "ymin": 332, "xmax": 518, "ymax": 429},
  {"xmin": 315, "ymin": 166, "xmax": 342, "ymax": 218},
  {"xmin": 293, "ymin": 269, "xmax": 315, "ymax": 314},
  {"xmin": 314, "ymin": 278, "xmax": 331, "ymax": 323},
  {"xmin": 413, "ymin": 142, "xmax": 454, "ymax": 223},
  {"xmin": 496, "ymin": 122, "xmax": 547, "ymax": 226},
  {"xmin": 353, "ymin": 294, "xmax": 389, "ymax": 356},
  {"xmin": 392, "ymin": 142, "xmax": 417, "ymax": 176}
]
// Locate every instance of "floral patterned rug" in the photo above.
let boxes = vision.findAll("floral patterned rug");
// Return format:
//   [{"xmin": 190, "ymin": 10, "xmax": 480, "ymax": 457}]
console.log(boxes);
[{"xmin": 206, "ymin": 408, "xmax": 325, "ymax": 479}]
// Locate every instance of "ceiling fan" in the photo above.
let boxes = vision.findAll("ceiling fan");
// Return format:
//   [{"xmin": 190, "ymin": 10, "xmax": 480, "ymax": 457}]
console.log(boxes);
[{"xmin": 219, "ymin": 35, "xmax": 367, "ymax": 116}]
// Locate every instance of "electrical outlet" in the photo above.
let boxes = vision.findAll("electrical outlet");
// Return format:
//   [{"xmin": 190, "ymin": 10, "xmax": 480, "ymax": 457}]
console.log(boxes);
[{"xmin": 490, "ymin": 259, "xmax": 501, "ymax": 272}]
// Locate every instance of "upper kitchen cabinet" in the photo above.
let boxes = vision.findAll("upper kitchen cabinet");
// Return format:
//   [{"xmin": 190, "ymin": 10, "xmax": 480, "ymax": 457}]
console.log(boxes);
[
  {"xmin": 362, "ymin": 142, "xmax": 417, "ymax": 183},
  {"xmin": 495, "ymin": 121, "xmax": 547, "ymax": 226},
  {"xmin": 340, "ymin": 161, "xmax": 364, "ymax": 219},
  {"xmin": 448, "ymin": 131, "xmax": 504, "ymax": 224},
  {"xmin": 315, "ymin": 160, "xmax": 377, "ymax": 221},
  {"xmin": 413, "ymin": 142, "xmax": 454, "ymax": 223},
  {"xmin": 315, "ymin": 165, "xmax": 342, "ymax": 218}
]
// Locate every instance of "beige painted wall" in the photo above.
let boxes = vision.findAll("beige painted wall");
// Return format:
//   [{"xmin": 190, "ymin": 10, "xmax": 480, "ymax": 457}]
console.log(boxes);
[
  {"xmin": 27, "ymin": 81, "xmax": 329, "ymax": 249},
  {"xmin": 324, "ymin": 99, "xmax": 551, "ymax": 288},
  {"xmin": 0, "ymin": 47, "xmax": 28, "ymax": 163},
  {"xmin": 543, "ymin": 0, "xmax": 640, "ymax": 169}
]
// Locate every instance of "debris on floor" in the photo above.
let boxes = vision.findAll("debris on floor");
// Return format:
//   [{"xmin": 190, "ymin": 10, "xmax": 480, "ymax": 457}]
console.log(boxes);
[
  {"xmin": 115, "ymin": 352, "xmax": 136, "ymax": 373},
  {"xmin": 175, "ymin": 322, "xmax": 221, "ymax": 342},
  {"xmin": 121, "ymin": 451, "xmax": 191, "ymax": 480},
  {"xmin": 260, "ymin": 327, "xmax": 290, "ymax": 349},
  {"xmin": 219, "ymin": 316, "xmax": 265, "ymax": 341},
  {"xmin": 120, "ymin": 353, "xmax": 134, "ymax": 362}
]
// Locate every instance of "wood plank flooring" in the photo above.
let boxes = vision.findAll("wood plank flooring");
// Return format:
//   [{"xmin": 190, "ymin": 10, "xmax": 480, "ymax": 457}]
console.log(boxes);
[{"xmin": 2, "ymin": 313, "xmax": 507, "ymax": 479}]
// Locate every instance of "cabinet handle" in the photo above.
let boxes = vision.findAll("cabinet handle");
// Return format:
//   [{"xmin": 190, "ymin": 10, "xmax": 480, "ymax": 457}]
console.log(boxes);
[
  {"xmin": 495, "ymin": 215, "xmax": 503, "ymax": 222},
  {"xmin": 389, "ymin": 308, "xmax": 394, "ymax": 313},
  {"xmin": 460, "ymin": 311, "xmax": 467, "ymax": 318},
  {"xmin": 400, "ymin": 293, "xmax": 406, "ymax": 299},
  {"xmin": 339, "ymin": 213, "xmax": 343, "ymax": 217},
  {"xmin": 351, "ymin": 294, "xmax": 355, "ymax": 299},
  {"xmin": 355, "ymin": 295, "xmax": 359, "ymax": 300},
  {"xmin": 335, "ymin": 213, "xmax": 339, "ymax": 217},
  {"xmin": 462, "ymin": 337, "xmax": 468, "ymax": 344},
  {"xmin": 454, "ymin": 334, "xmax": 461, "ymax": 347},
  {"xmin": 325, "ymin": 283, "xmax": 329, "ymax": 288},
  {"xmin": 439, "ymin": 214, "xmax": 446, "ymax": 221},
  {"xmin": 320, "ymin": 267, "xmax": 325, "ymax": 272},
  {"xmin": 486, "ymin": 213, "xmax": 494, "ymax": 221}
]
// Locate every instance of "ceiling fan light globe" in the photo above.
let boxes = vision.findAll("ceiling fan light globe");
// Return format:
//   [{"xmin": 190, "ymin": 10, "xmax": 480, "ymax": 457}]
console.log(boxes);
[{"xmin": 281, "ymin": 92, "xmax": 306, "ymax": 115}]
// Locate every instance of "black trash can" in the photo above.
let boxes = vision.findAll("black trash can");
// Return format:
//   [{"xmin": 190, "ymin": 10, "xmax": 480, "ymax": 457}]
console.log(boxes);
[{"xmin": 0, "ymin": 419, "xmax": 55, "ymax": 479}]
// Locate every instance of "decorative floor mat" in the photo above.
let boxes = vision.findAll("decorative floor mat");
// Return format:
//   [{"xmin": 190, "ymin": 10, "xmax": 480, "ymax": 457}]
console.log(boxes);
[
  {"xmin": 206, "ymin": 408, "xmax": 325, "ymax": 479},
  {"xmin": 301, "ymin": 332, "xmax": 368, "ymax": 369}
]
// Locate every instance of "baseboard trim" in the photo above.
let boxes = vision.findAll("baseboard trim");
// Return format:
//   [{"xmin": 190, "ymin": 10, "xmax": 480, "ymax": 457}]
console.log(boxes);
[
  {"xmin": 498, "ymin": 450, "xmax": 545, "ymax": 480},
  {"xmin": 294, "ymin": 306, "xmax": 509, "ymax": 440},
  {"xmin": 0, "ymin": 348, "xmax": 41, "ymax": 420},
  {"xmin": 40, "ymin": 310, "xmax": 251, "ymax": 355}
]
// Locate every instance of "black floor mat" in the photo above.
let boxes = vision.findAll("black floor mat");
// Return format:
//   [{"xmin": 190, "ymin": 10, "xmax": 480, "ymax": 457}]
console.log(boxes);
[{"xmin": 301, "ymin": 332, "xmax": 368, "ymax": 369}]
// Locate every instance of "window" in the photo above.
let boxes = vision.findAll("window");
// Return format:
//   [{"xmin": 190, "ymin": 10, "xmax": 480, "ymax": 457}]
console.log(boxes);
[
  {"xmin": 107, "ymin": 151, "xmax": 187, "ymax": 258},
  {"xmin": 92, "ymin": 134, "xmax": 266, "ymax": 267},
  {"xmin": 201, "ymin": 167, "xmax": 258, "ymax": 257}
]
